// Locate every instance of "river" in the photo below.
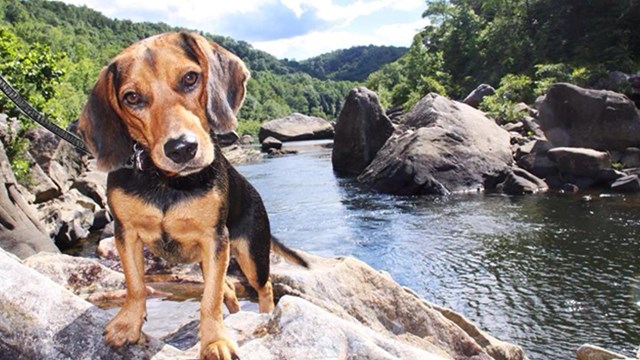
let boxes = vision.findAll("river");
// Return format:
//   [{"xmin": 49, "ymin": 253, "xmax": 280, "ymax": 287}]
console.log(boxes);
[{"xmin": 233, "ymin": 140, "xmax": 640, "ymax": 359}]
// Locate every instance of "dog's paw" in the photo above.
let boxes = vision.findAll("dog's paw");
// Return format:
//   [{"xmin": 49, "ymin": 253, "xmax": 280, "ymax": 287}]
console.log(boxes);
[
  {"xmin": 103, "ymin": 307, "xmax": 145, "ymax": 347},
  {"xmin": 201, "ymin": 339, "xmax": 240, "ymax": 360}
]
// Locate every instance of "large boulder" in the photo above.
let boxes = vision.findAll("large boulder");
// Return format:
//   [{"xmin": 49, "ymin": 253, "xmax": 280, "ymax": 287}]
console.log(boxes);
[
  {"xmin": 0, "ymin": 141, "xmax": 58, "ymax": 259},
  {"xmin": 0, "ymin": 248, "xmax": 186, "ymax": 359},
  {"xmin": 37, "ymin": 189, "xmax": 98, "ymax": 250},
  {"xmin": 547, "ymin": 147, "xmax": 611, "ymax": 178},
  {"xmin": 358, "ymin": 94, "xmax": 512, "ymax": 195},
  {"xmin": 332, "ymin": 87, "xmax": 395, "ymax": 176},
  {"xmin": 269, "ymin": 254, "xmax": 527, "ymax": 360},
  {"xmin": 463, "ymin": 84, "xmax": 495, "ymax": 108},
  {"xmin": 537, "ymin": 83, "xmax": 640, "ymax": 151},
  {"xmin": 258, "ymin": 113, "xmax": 334, "ymax": 142}
]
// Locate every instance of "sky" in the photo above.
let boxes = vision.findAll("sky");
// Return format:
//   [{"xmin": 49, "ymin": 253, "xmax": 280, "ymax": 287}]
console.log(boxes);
[{"xmin": 61, "ymin": 0, "xmax": 430, "ymax": 60}]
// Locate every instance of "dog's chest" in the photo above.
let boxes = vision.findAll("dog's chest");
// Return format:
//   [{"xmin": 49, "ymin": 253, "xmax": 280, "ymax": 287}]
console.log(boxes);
[{"xmin": 108, "ymin": 187, "xmax": 224, "ymax": 263}]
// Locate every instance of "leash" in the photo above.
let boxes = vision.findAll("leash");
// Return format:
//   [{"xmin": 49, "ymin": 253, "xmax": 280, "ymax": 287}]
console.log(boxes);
[{"xmin": 0, "ymin": 73, "xmax": 90, "ymax": 154}]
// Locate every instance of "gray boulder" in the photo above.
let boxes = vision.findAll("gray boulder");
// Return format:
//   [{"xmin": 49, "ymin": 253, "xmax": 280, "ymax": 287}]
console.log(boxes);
[
  {"xmin": 258, "ymin": 113, "xmax": 334, "ymax": 142},
  {"xmin": 0, "ymin": 248, "xmax": 186, "ymax": 359},
  {"xmin": 547, "ymin": 147, "xmax": 611, "ymax": 178},
  {"xmin": 221, "ymin": 145, "xmax": 262, "ymax": 166},
  {"xmin": 0, "ymin": 141, "xmax": 58, "ymax": 259},
  {"xmin": 537, "ymin": 83, "xmax": 640, "ymax": 151},
  {"xmin": 71, "ymin": 167, "xmax": 108, "ymax": 207},
  {"xmin": 260, "ymin": 136, "xmax": 283, "ymax": 152},
  {"xmin": 358, "ymin": 93, "xmax": 512, "ymax": 195},
  {"xmin": 37, "ymin": 189, "xmax": 97, "ymax": 250},
  {"xmin": 332, "ymin": 87, "xmax": 395, "ymax": 176},
  {"xmin": 610, "ymin": 174, "xmax": 640, "ymax": 193},
  {"xmin": 463, "ymin": 84, "xmax": 495, "ymax": 108}
]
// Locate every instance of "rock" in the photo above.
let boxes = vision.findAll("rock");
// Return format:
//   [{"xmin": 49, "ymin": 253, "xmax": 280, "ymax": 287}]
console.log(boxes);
[
  {"xmin": 97, "ymin": 237, "xmax": 202, "ymax": 282},
  {"xmin": 24, "ymin": 152, "xmax": 61, "ymax": 203},
  {"xmin": 610, "ymin": 174, "xmax": 640, "ymax": 193},
  {"xmin": 164, "ymin": 253, "xmax": 527, "ymax": 360},
  {"xmin": 269, "ymin": 254, "xmax": 527, "ymax": 360},
  {"xmin": 221, "ymin": 144, "xmax": 262, "ymax": 165},
  {"xmin": 0, "ymin": 140, "xmax": 58, "ymax": 259},
  {"xmin": 463, "ymin": 83, "xmax": 495, "ymax": 108},
  {"xmin": 25, "ymin": 127, "xmax": 61, "ymax": 172},
  {"xmin": 24, "ymin": 252, "xmax": 126, "ymax": 301},
  {"xmin": 521, "ymin": 116, "xmax": 545, "ymax": 138},
  {"xmin": 239, "ymin": 134, "xmax": 254, "ymax": 145},
  {"xmin": 260, "ymin": 136, "xmax": 283, "ymax": 152},
  {"xmin": 71, "ymin": 168, "xmax": 108, "ymax": 207},
  {"xmin": 258, "ymin": 113, "xmax": 334, "ymax": 142},
  {"xmin": 484, "ymin": 168, "xmax": 548, "ymax": 195},
  {"xmin": 502, "ymin": 121, "xmax": 525, "ymax": 133},
  {"xmin": 576, "ymin": 344, "xmax": 633, "ymax": 360},
  {"xmin": 0, "ymin": 247, "xmax": 187, "ymax": 359},
  {"xmin": 47, "ymin": 160, "xmax": 73, "ymax": 192},
  {"xmin": 516, "ymin": 140, "xmax": 558, "ymax": 178},
  {"xmin": 218, "ymin": 131, "xmax": 240, "ymax": 147},
  {"xmin": 24, "ymin": 252, "xmax": 164, "ymax": 303},
  {"xmin": 621, "ymin": 147, "xmax": 640, "ymax": 168},
  {"xmin": 332, "ymin": 87, "xmax": 395, "ymax": 176},
  {"xmin": 561, "ymin": 183, "xmax": 580, "ymax": 193},
  {"xmin": 547, "ymin": 147, "xmax": 611, "ymax": 178},
  {"xmin": 37, "ymin": 189, "xmax": 97, "ymax": 250},
  {"xmin": 266, "ymin": 148, "xmax": 298, "ymax": 157},
  {"xmin": 537, "ymin": 83, "xmax": 640, "ymax": 151},
  {"xmin": 358, "ymin": 94, "xmax": 512, "ymax": 195}
]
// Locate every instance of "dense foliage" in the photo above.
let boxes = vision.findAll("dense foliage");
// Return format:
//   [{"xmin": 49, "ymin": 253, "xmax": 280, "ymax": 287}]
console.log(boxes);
[
  {"xmin": 0, "ymin": 0, "xmax": 357, "ymax": 137},
  {"xmin": 285, "ymin": 45, "xmax": 407, "ymax": 82},
  {"xmin": 367, "ymin": 0, "xmax": 640, "ymax": 112}
]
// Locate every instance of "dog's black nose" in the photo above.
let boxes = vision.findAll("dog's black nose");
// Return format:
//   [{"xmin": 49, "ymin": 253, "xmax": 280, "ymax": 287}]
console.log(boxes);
[{"xmin": 164, "ymin": 134, "xmax": 198, "ymax": 164}]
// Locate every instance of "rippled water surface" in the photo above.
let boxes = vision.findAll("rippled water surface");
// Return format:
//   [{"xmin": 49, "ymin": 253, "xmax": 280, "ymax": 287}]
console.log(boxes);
[{"xmin": 235, "ymin": 141, "xmax": 640, "ymax": 359}]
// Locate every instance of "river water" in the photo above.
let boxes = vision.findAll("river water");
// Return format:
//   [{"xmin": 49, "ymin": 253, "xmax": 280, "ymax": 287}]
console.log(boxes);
[{"xmin": 234, "ymin": 140, "xmax": 640, "ymax": 359}]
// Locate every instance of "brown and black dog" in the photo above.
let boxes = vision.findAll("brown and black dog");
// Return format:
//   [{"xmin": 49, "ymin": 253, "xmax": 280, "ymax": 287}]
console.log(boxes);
[{"xmin": 78, "ymin": 32, "xmax": 307, "ymax": 360}]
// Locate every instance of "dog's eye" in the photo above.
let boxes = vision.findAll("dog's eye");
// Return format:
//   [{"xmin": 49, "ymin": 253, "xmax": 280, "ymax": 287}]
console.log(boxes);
[
  {"xmin": 182, "ymin": 71, "xmax": 199, "ymax": 88},
  {"xmin": 123, "ymin": 91, "xmax": 142, "ymax": 106}
]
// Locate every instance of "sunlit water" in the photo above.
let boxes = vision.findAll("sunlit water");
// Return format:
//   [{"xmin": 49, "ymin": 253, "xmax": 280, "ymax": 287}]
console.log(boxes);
[{"xmin": 232, "ymin": 140, "xmax": 640, "ymax": 360}]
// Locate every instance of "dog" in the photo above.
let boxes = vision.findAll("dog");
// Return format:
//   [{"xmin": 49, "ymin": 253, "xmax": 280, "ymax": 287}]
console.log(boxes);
[{"xmin": 78, "ymin": 32, "xmax": 307, "ymax": 360}]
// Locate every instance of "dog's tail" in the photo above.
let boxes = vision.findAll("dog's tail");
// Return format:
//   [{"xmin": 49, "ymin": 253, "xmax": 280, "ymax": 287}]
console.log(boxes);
[{"xmin": 271, "ymin": 236, "xmax": 309, "ymax": 268}]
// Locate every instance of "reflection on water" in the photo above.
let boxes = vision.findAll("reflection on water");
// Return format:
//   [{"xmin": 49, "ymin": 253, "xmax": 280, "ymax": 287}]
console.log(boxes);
[{"xmin": 236, "ymin": 141, "xmax": 640, "ymax": 359}]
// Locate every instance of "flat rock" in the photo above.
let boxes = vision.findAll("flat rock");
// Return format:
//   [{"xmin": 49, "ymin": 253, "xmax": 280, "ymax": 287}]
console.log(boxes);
[
  {"xmin": 610, "ymin": 174, "xmax": 640, "ymax": 193},
  {"xmin": 258, "ymin": 113, "xmax": 334, "ymax": 142},
  {"xmin": 261, "ymin": 136, "xmax": 283, "ymax": 152},
  {"xmin": 576, "ymin": 344, "xmax": 634, "ymax": 360},
  {"xmin": 537, "ymin": 83, "xmax": 640, "ymax": 151},
  {"xmin": 358, "ymin": 93, "xmax": 512, "ymax": 195},
  {"xmin": 0, "ymin": 247, "xmax": 187, "ymax": 360},
  {"xmin": 547, "ymin": 147, "xmax": 611, "ymax": 178}
]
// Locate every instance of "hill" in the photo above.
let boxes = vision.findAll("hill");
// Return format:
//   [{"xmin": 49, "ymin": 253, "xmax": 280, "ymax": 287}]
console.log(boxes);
[
  {"xmin": 0, "ymin": 0, "xmax": 356, "ymax": 138},
  {"xmin": 286, "ymin": 45, "xmax": 407, "ymax": 82}
]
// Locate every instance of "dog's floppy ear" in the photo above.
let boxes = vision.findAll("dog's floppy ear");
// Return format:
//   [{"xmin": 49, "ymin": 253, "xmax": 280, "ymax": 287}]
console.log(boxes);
[
  {"xmin": 181, "ymin": 32, "xmax": 250, "ymax": 133},
  {"xmin": 78, "ymin": 63, "xmax": 134, "ymax": 171}
]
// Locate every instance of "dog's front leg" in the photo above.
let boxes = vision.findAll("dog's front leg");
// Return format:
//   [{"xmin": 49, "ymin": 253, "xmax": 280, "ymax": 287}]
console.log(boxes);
[
  {"xmin": 200, "ymin": 226, "xmax": 239, "ymax": 360},
  {"xmin": 104, "ymin": 230, "xmax": 147, "ymax": 347}
]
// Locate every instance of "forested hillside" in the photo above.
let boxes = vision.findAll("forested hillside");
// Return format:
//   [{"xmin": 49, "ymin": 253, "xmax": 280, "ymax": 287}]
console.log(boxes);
[
  {"xmin": 367, "ymin": 0, "xmax": 640, "ymax": 112},
  {"xmin": 285, "ymin": 45, "xmax": 407, "ymax": 82},
  {"xmin": 0, "ymin": 0, "xmax": 356, "ymax": 138}
]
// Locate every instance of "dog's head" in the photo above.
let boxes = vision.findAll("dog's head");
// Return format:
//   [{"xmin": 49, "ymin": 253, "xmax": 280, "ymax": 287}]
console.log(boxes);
[{"xmin": 79, "ymin": 32, "xmax": 249, "ymax": 175}]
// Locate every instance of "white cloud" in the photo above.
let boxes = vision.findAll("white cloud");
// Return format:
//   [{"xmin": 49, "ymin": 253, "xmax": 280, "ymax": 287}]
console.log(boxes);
[
  {"xmin": 253, "ymin": 17, "xmax": 429, "ymax": 60},
  {"xmin": 61, "ymin": 0, "xmax": 429, "ymax": 59}
]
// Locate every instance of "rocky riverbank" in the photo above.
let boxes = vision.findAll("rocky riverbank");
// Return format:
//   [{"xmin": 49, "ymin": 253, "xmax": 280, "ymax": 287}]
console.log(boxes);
[{"xmin": 332, "ymin": 83, "xmax": 640, "ymax": 197}]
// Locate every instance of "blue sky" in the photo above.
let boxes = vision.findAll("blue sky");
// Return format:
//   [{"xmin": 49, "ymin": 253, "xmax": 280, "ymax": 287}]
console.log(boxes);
[{"xmin": 61, "ymin": 0, "xmax": 429, "ymax": 60}]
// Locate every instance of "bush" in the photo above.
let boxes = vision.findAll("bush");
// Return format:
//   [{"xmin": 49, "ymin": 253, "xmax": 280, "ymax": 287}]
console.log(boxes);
[{"xmin": 479, "ymin": 73, "xmax": 533, "ymax": 124}]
